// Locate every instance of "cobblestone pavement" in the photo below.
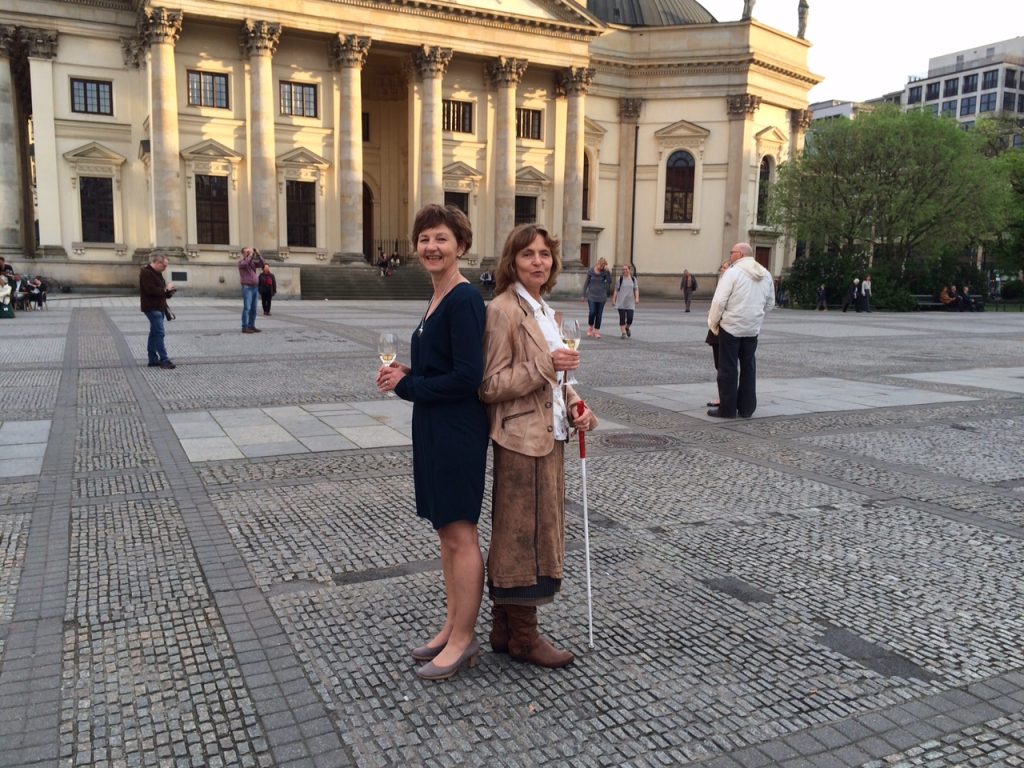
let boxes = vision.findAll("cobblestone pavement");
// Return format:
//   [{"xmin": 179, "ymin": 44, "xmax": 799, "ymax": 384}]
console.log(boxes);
[{"xmin": 2, "ymin": 297, "xmax": 1024, "ymax": 768}]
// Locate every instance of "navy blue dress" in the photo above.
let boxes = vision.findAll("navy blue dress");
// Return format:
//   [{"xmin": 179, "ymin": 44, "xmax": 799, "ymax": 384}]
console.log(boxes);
[{"xmin": 394, "ymin": 283, "xmax": 489, "ymax": 530}]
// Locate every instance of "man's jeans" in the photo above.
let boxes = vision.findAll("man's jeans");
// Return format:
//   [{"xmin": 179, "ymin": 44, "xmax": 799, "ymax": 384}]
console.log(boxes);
[
  {"xmin": 144, "ymin": 310, "xmax": 168, "ymax": 364},
  {"xmin": 241, "ymin": 285, "xmax": 258, "ymax": 329}
]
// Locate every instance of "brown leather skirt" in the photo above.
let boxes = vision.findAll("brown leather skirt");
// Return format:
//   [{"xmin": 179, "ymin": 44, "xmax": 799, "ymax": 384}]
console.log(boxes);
[{"xmin": 487, "ymin": 441, "xmax": 565, "ymax": 605}]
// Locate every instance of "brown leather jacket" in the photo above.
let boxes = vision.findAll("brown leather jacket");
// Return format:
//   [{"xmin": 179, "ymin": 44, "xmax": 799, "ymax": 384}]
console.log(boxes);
[
  {"xmin": 139, "ymin": 265, "xmax": 172, "ymax": 313},
  {"xmin": 480, "ymin": 289, "xmax": 594, "ymax": 456}
]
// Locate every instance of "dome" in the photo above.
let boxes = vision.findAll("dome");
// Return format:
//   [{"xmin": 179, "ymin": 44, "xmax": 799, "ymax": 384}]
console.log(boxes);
[{"xmin": 587, "ymin": 0, "xmax": 717, "ymax": 27}]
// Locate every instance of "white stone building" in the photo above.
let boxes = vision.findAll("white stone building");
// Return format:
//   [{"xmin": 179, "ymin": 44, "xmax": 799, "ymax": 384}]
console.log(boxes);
[{"xmin": 0, "ymin": 0, "xmax": 820, "ymax": 295}]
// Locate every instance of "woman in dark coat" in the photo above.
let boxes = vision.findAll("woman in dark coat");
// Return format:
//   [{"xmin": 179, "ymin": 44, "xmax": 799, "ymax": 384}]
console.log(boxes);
[
  {"xmin": 480, "ymin": 224, "xmax": 598, "ymax": 669},
  {"xmin": 258, "ymin": 264, "xmax": 277, "ymax": 316},
  {"xmin": 376, "ymin": 204, "xmax": 489, "ymax": 681}
]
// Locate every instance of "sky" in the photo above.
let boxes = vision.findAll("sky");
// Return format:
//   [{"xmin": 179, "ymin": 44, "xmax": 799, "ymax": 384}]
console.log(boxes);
[{"xmin": 697, "ymin": 0, "xmax": 1021, "ymax": 103}]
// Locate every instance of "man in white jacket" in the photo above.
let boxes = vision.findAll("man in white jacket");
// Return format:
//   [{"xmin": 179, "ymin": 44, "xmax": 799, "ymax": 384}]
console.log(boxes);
[{"xmin": 706, "ymin": 242, "xmax": 775, "ymax": 418}]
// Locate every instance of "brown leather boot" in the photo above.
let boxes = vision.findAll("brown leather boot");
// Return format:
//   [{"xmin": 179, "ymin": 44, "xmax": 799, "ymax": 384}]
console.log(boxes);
[
  {"xmin": 505, "ymin": 605, "xmax": 574, "ymax": 668},
  {"xmin": 490, "ymin": 604, "xmax": 510, "ymax": 654}
]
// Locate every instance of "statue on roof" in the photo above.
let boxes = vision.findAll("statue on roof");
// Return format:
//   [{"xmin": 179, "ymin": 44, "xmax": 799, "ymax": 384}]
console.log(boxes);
[
  {"xmin": 742, "ymin": 0, "xmax": 755, "ymax": 20},
  {"xmin": 798, "ymin": 0, "xmax": 809, "ymax": 38}
]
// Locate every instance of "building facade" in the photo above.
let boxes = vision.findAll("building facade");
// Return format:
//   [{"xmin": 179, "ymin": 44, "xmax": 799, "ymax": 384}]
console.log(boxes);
[
  {"xmin": 0, "ymin": 0, "xmax": 819, "ymax": 294},
  {"xmin": 904, "ymin": 36, "xmax": 1024, "ymax": 130}
]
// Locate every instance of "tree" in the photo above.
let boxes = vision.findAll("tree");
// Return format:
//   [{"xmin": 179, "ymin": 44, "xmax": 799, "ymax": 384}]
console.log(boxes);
[
  {"xmin": 975, "ymin": 118, "xmax": 1024, "ymax": 278},
  {"xmin": 771, "ymin": 107, "xmax": 1012, "ymax": 281}
]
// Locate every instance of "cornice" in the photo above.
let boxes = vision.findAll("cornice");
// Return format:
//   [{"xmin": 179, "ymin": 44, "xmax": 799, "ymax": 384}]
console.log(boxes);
[{"xmin": 591, "ymin": 54, "xmax": 820, "ymax": 86}]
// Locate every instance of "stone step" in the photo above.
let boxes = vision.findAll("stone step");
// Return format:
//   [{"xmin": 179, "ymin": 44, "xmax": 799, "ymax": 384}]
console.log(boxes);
[{"xmin": 300, "ymin": 264, "xmax": 493, "ymax": 301}]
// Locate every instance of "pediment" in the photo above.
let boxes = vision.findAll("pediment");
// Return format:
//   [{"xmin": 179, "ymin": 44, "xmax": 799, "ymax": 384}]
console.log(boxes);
[
  {"xmin": 277, "ymin": 148, "xmax": 330, "ymax": 168},
  {"xmin": 584, "ymin": 117, "xmax": 606, "ymax": 137},
  {"xmin": 444, "ymin": 161, "xmax": 483, "ymax": 180},
  {"xmin": 63, "ymin": 142, "xmax": 126, "ymax": 165},
  {"xmin": 516, "ymin": 166, "xmax": 550, "ymax": 184},
  {"xmin": 381, "ymin": 0, "xmax": 605, "ymax": 35},
  {"xmin": 654, "ymin": 119, "xmax": 710, "ymax": 141},
  {"xmin": 755, "ymin": 126, "xmax": 788, "ymax": 146},
  {"xmin": 181, "ymin": 139, "xmax": 243, "ymax": 162}
]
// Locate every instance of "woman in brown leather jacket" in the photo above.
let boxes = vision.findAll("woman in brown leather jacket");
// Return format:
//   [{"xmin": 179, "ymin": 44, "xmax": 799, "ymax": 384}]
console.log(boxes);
[{"xmin": 480, "ymin": 224, "xmax": 598, "ymax": 669}]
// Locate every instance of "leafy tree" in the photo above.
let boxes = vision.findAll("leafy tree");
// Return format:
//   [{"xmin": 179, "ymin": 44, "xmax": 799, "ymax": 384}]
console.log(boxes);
[{"xmin": 771, "ymin": 106, "xmax": 1012, "ymax": 286}]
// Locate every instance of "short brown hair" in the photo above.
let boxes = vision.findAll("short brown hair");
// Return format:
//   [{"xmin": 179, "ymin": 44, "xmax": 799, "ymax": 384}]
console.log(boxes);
[
  {"xmin": 410, "ymin": 204, "xmax": 473, "ymax": 254},
  {"xmin": 494, "ymin": 224, "xmax": 561, "ymax": 295}
]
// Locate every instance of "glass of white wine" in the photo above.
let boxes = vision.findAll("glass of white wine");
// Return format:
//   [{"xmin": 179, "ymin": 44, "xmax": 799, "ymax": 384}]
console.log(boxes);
[
  {"xmin": 378, "ymin": 332, "xmax": 397, "ymax": 396},
  {"xmin": 559, "ymin": 318, "xmax": 581, "ymax": 386}
]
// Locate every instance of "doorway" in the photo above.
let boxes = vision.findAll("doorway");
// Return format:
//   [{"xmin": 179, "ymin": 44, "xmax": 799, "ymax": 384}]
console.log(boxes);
[
  {"xmin": 755, "ymin": 246, "xmax": 770, "ymax": 269},
  {"xmin": 362, "ymin": 183, "xmax": 373, "ymax": 261}
]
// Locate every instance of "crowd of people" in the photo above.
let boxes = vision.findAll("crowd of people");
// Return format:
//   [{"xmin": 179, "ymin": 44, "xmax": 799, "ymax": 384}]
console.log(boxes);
[
  {"xmin": 0, "ymin": 257, "xmax": 47, "ymax": 318},
  {"xmin": 939, "ymin": 283, "xmax": 981, "ymax": 311}
]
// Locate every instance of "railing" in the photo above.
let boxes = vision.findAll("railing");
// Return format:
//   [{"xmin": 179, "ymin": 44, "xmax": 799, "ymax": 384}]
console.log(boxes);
[{"xmin": 371, "ymin": 237, "xmax": 412, "ymax": 264}]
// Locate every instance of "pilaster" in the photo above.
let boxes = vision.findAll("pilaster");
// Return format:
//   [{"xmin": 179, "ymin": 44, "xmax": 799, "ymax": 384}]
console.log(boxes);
[
  {"xmin": 615, "ymin": 98, "xmax": 642, "ymax": 270},
  {"xmin": 241, "ymin": 19, "xmax": 282, "ymax": 256},
  {"xmin": 412, "ymin": 46, "xmax": 452, "ymax": 207},
  {"xmin": 331, "ymin": 34, "xmax": 371, "ymax": 262},
  {"xmin": 558, "ymin": 66, "xmax": 593, "ymax": 265},
  {"xmin": 0, "ymin": 27, "xmax": 23, "ymax": 258},
  {"xmin": 486, "ymin": 57, "xmax": 527, "ymax": 262},
  {"xmin": 724, "ymin": 93, "xmax": 760, "ymax": 248}
]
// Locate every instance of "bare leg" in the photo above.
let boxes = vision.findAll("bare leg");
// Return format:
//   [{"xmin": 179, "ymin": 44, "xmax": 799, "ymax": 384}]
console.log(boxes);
[
  {"xmin": 429, "ymin": 521, "xmax": 483, "ymax": 668},
  {"xmin": 422, "ymin": 543, "xmax": 456, "ymax": 651}
]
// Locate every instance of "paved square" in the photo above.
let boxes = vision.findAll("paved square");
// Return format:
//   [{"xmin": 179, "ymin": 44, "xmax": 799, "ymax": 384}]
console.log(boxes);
[{"xmin": 2, "ymin": 296, "xmax": 1024, "ymax": 768}]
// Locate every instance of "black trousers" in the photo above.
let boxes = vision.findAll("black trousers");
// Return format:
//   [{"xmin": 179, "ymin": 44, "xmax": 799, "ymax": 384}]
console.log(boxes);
[
  {"xmin": 716, "ymin": 329, "xmax": 758, "ymax": 418},
  {"xmin": 260, "ymin": 292, "xmax": 273, "ymax": 314}
]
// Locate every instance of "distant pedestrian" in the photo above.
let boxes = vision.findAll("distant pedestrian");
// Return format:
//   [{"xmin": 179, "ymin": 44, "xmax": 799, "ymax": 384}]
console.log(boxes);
[
  {"xmin": 705, "ymin": 259, "xmax": 731, "ymax": 407},
  {"xmin": 239, "ymin": 247, "xmax": 264, "ymax": 333},
  {"xmin": 582, "ymin": 257, "xmax": 611, "ymax": 338},
  {"xmin": 680, "ymin": 269, "xmax": 697, "ymax": 312},
  {"xmin": 816, "ymin": 284, "xmax": 828, "ymax": 311},
  {"xmin": 706, "ymin": 243, "xmax": 774, "ymax": 419},
  {"xmin": 842, "ymin": 278, "xmax": 860, "ymax": 313},
  {"xmin": 861, "ymin": 274, "xmax": 872, "ymax": 312},
  {"xmin": 612, "ymin": 265, "xmax": 639, "ymax": 338},
  {"xmin": 258, "ymin": 263, "xmax": 277, "ymax": 316},
  {"xmin": 139, "ymin": 254, "xmax": 177, "ymax": 368}
]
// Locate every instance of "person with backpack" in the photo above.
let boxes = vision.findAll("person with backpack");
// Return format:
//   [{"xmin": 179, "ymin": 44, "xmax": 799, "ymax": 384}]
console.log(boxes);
[{"xmin": 612, "ymin": 265, "xmax": 640, "ymax": 338}]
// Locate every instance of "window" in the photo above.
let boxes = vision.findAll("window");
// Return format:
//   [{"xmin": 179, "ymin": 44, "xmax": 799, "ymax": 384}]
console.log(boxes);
[
  {"xmin": 71, "ymin": 78, "xmax": 112, "ymax": 115},
  {"xmin": 960, "ymin": 96, "xmax": 977, "ymax": 116},
  {"xmin": 925, "ymin": 82, "xmax": 940, "ymax": 101},
  {"xmin": 664, "ymin": 150, "xmax": 695, "ymax": 224},
  {"xmin": 962, "ymin": 74, "xmax": 977, "ymax": 93},
  {"xmin": 982, "ymin": 70, "xmax": 999, "ymax": 89},
  {"xmin": 195, "ymin": 175, "xmax": 229, "ymax": 244},
  {"xmin": 961, "ymin": 121, "xmax": 974, "ymax": 131},
  {"xmin": 80, "ymin": 177, "xmax": 114, "ymax": 242},
  {"xmin": 1019, "ymin": 94, "xmax": 1024, "ymax": 113},
  {"xmin": 286, "ymin": 180, "xmax": 316, "ymax": 246},
  {"xmin": 1006, "ymin": 70, "xmax": 1018, "ymax": 89},
  {"xmin": 444, "ymin": 191, "xmax": 468, "ymax": 214},
  {"xmin": 980, "ymin": 92, "xmax": 998, "ymax": 112},
  {"xmin": 514, "ymin": 195, "xmax": 537, "ymax": 226},
  {"xmin": 907, "ymin": 86, "xmax": 922, "ymax": 105},
  {"xmin": 280, "ymin": 82, "xmax": 318, "ymax": 118},
  {"xmin": 927, "ymin": 103, "xmax": 939, "ymax": 115},
  {"xmin": 756, "ymin": 157, "xmax": 771, "ymax": 225},
  {"xmin": 582, "ymin": 152, "xmax": 590, "ymax": 221},
  {"xmin": 187, "ymin": 71, "xmax": 228, "ymax": 109},
  {"xmin": 442, "ymin": 100, "xmax": 473, "ymax": 134},
  {"xmin": 1005, "ymin": 93, "xmax": 1017, "ymax": 112},
  {"xmin": 941, "ymin": 100, "xmax": 957, "ymax": 117},
  {"xmin": 944, "ymin": 78, "xmax": 959, "ymax": 97},
  {"xmin": 515, "ymin": 108, "xmax": 542, "ymax": 140}
]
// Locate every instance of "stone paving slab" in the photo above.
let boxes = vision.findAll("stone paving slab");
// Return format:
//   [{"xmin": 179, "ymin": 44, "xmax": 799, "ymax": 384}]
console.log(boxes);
[{"xmin": 3, "ymin": 298, "xmax": 1024, "ymax": 768}]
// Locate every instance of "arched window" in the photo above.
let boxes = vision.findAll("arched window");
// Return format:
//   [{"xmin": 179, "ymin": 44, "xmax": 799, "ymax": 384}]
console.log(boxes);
[
  {"xmin": 756, "ymin": 156, "xmax": 772, "ymax": 225},
  {"xmin": 664, "ymin": 150, "xmax": 694, "ymax": 223},
  {"xmin": 582, "ymin": 151, "xmax": 590, "ymax": 221}
]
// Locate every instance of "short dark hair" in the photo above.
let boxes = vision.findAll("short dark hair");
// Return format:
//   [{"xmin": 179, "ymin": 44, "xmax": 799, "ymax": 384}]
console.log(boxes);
[
  {"xmin": 410, "ymin": 204, "xmax": 473, "ymax": 254},
  {"xmin": 494, "ymin": 224, "xmax": 561, "ymax": 296}
]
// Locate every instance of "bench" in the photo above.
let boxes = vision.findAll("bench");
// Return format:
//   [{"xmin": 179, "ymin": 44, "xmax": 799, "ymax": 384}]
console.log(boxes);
[{"xmin": 912, "ymin": 294, "xmax": 946, "ymax": 311}]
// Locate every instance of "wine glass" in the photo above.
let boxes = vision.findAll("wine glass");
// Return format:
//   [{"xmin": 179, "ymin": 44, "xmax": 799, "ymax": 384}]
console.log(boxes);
[
  {"xmin": 559, "ymin": 319, "xmax": 581, "ymax": 386},
  {"xmin": 378, "ymin": 332, "xmax": 397, "ymax": 396}
]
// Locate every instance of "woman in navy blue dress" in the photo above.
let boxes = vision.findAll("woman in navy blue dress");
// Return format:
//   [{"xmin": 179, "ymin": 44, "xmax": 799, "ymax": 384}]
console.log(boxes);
[{"xmin": 376, "ymin": 204, "xmax": 489, "ymax": 680}]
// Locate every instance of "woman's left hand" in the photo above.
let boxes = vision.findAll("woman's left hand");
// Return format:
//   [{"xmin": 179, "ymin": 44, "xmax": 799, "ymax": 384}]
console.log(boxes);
[
  {"xmin": 571, "ymin": 404, "xmax": 597, "ymax": 432},
  {"xmin": 376, "ymin": 362, "xmax": 409, "ymax": 393}
]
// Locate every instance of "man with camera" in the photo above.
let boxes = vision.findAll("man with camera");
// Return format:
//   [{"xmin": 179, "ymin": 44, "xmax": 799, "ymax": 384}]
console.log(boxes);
[
  {"xmin": 239, "ymin": 246, "xmax": 265, "ymax": 333},
  {"xmin": 139, "ymin": 253, "xmax": 177, "ymax": 369}
]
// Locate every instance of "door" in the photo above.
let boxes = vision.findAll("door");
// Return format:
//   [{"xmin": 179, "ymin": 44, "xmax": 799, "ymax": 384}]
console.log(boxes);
[{"xmin": 755, "ymin": 246, "xmax": 770, "ymax": 270}]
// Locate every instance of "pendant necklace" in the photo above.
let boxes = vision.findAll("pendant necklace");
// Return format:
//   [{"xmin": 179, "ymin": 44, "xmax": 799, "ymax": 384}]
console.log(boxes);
[{"xmin": 417, "ymin": 270, "xmax": 460, "ymax": 337}]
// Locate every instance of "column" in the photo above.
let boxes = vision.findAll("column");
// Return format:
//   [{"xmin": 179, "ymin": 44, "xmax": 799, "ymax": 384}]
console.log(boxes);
[
  {"xmin": 781, "ymin": 108, "xmax": 812, "ymax": 270},
  {"xmin": 0, "ymin": 27, "xmax": 22, "ymax": 258},
  {"xmin": 723, "ymin": 93, "xmax": 761, "ymax": 249},
  {"xmin": 331, "ymin": 34, "xmax": 371, "ymax": 262},
  {"xmin": 23, "ymin": 29, "xmax": 65, "ymax": 256},
  {"xmin": 486, "ymin": 57, "xmax": 527, "ymax": 261},
  {"xmin": 242, "ymin": 20, "xmax": 282, "ymax": 256},
  {"xmin": 412, "ymin": 46, "xmax": 452, "ymax": 207},
  {"xmin": 615, "ymin": 98, "xmax": 642, "ymax": 269},
  {"xmin": 141, "ymin": 8, "xmax": 185, "ymax": 256},
  {"xmin": 559, "ymin": 66, "xmax": 593, "ymax": 265}
]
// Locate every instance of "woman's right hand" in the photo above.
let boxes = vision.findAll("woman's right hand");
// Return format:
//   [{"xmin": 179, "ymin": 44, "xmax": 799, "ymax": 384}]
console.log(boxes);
[{"xmin": 551, "ymin": 348, "xmax": 580, "ymax": 372}]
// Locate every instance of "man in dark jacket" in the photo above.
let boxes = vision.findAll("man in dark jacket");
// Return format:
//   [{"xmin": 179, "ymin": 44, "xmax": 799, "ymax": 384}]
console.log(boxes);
[{"xmin": 139, "ymin": 254, "xmax": 177, "ymax": 369}]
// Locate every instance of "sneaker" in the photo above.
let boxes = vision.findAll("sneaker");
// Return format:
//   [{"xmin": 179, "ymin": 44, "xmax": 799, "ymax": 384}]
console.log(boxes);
[
  {"xmin": 159, "ymin": 360, "xmax": 176, "ymax": 369},
  {"xmin": 621, "ymin": 332, "xmax": 626, "ymax": 339},
  {"xmin": 626, "ymin": 327, "xmax": 631, "ymax": 338}
]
